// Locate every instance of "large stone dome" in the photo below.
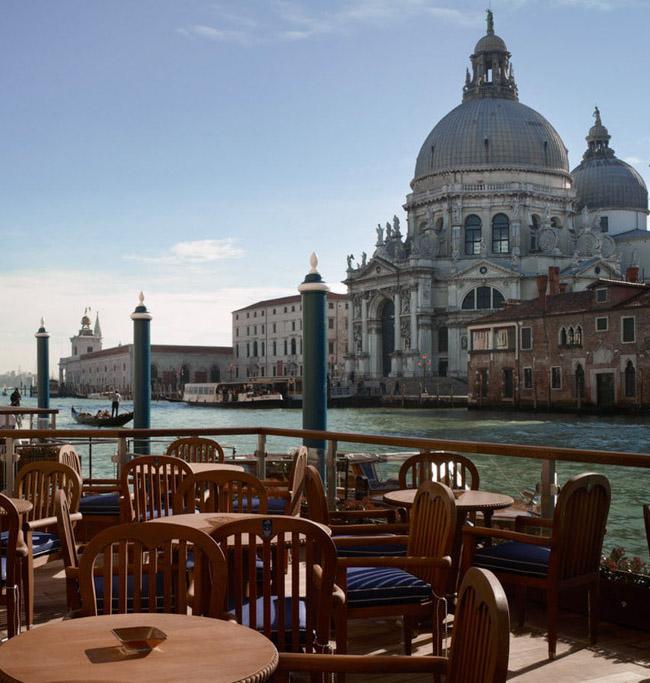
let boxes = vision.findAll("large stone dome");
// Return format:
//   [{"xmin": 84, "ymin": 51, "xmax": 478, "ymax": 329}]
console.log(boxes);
[{"xmin": 413, "ymin": 97, "xmax": 570, "ymax": 181}]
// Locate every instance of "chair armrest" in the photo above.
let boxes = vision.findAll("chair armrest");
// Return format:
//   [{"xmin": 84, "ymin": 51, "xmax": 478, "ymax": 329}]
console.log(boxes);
[
  {"xmin": 276, "ymin": 653, "xmax": 448, "ymax": 676},
  {"xmin": 514, "ymin": 515, "xmax": 553, "ymax": 532},
  {"xmin": 27, "ymin": 516, "xmax": 60, "ymax": 531},
  {"xmin": 330, "ymin": 523, "xmax": 409, "ymax": 535},
  {"xmin": 334, "ymin": 535, "xmax": 409, "ymax": 548},
  {"xmin": 331, "ymin": 583, "xmax": 346, "ymax": 608},
  {"xmin": 462, "ymin": 525, "xmax": 553, "ymax": 546},
  {"xmin": 331, "ymin": 508, "xmax": 398, "ymax": 522}
]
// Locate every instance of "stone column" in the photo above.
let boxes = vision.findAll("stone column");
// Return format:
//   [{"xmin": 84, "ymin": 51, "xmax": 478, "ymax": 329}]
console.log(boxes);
[
  {"xmin": 393, "ymin": 290, "xmax": 401, "ymax": 352},
  {"xmin": 361, "ymin": 296, "xmax": 368, "ymax": 354},
  {"xmin": 347, "ymin": 298, "xmax": 355, "ymax": 355},
  {"xmin": 410, "ymin": 286, "xmax": 418, "ymax": 350}
]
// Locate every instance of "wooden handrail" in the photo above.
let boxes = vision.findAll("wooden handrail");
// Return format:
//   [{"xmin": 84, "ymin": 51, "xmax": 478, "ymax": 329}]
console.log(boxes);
[{"xmin": 2, "ymin": 425, "xmax": 650, "ymax": 469}]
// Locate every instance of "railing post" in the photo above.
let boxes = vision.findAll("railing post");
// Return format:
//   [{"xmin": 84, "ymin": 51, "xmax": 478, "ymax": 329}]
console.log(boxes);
[
  {"xmin": 540, "ymin": 459, "xmax": 557, "ymax": 518},
  {"xmin": 256, "ymin": 434, "xmax": 266, "ymax": 479},
  {"xmin": 326, "ymin": 440, "xmax": 337, "ymax": 511},
  {"xmin": 116, "ymin": 436, "xmax": 128, "ymax": 478},
  {"xmin": 4, "ymin": 438, "xmax": 15, "ymax": 493}
]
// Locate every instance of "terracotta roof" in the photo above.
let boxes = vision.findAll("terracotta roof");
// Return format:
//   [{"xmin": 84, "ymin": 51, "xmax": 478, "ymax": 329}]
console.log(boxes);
[{"xmin": 233, "ymin": 291, "xmax": 348, "ymax": 313}]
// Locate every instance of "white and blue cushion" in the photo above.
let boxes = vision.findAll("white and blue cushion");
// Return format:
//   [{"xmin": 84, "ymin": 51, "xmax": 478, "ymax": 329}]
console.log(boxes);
[
  {"xmin": 79, "ymin": 493, "xmax": 121, "ymax": 516},
  {"xmin": 474, "ymin": 541, "xmax": 550, "ymax": 578},
  {"xmin": 229, "ymin": 596, "xmax": 307, "ymax": 640},
  {"xmin": 1, "ymin": 531, "xmax": 60, "ymax": 558},
  {"xmin": 346, "ymin": 566, "xmax": 432, "ymax": 607}
]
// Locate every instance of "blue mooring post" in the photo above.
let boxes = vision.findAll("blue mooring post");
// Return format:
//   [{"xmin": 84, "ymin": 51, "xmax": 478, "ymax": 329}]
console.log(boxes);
[
  {"xmin": 35, "ymin": 318, "xmax": 50, "ymax": 429},
  {"xmin": 299, "ymin": 253, "xmax": 329, "ymax": 479},
  {"xmin": 131, "ymin": 292, "xmax": 152, "ymax": 454}
]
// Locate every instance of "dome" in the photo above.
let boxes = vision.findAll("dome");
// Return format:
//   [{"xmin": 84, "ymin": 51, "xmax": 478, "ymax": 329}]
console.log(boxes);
[
  {"xmin": 474, "ymin": 33, "xmax": 507, "ymax": 54},
  {"xmin": 572, "ymin": 157, "xmax": 648, "ymax": 211},
  {"xmin": 414, "ymin": 97, "xmax": 570, "ymax": 180}
]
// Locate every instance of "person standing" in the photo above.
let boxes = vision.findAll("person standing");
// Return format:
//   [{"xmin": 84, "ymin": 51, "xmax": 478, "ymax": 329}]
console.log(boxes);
[
  {"xmin": 9, "ymin": 388, "xmax": 20, "ymax": 407},
  {"xmin": 111, "ymin": 390, "xmax": 121, "ymax": 418}
]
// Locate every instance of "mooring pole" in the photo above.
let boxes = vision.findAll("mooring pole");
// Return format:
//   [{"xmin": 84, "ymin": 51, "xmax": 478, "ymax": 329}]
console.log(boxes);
[
  {"xmin": 299, "ymin": 253, "xmax": 329, "ymax": 481},
  {"xmin": 131, "ymin": 292, "xmax": 152, "ymax": 455},
  {"xmin": 35, "ymin": 318, "xmax": 50, "ymax": 430}
]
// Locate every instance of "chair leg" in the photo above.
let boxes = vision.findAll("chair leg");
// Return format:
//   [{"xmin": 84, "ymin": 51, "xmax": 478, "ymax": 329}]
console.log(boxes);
[
  {"xmin": 547, "ymin": 587, "xmax": 558, "ymax": 660},
  {"xmin": 21, "ymin": 555, "xmax": 34, "ymax": 630},
  {"xmin": 588, "ymin": 581, "xmax": 600, "ymax": 644},
  {"xmin": 403, "ymin": 616, "xmax": 413, "ymax": 655},
  {"xmin": 515, "ymin": 584, "xmax": 527, "ymax": 630},
  {"xmin": 6, "ymin": 585, "xmax": 17, "ymax": 639}
]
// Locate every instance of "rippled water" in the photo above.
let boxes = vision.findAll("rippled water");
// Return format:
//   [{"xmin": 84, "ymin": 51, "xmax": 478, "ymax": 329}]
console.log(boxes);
[{"xmin": 19, "ymin": 396, "xmax": 650, "ymax": 559}]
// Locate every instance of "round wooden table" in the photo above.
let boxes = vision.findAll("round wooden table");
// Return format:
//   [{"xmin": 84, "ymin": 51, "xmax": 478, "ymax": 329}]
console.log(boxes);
[
  {"xmin": 0, "ymin": 613, "xmax": 278, "ymax": 683},
  {"xmin": 384, "ymin": 488, "xmax": 514, "ymax": 524},
  {"xmin": 186, "ymin": 462, "xmax": 245, "ymax": 475}
]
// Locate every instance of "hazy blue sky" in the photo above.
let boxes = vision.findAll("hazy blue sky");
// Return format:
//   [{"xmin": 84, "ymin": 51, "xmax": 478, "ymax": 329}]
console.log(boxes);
[{"xmin": 1, "ymin": 0, "xmax": 649, "ymax": 371}]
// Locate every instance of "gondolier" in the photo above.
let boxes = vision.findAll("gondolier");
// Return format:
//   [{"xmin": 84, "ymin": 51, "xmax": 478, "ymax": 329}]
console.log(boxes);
[{"xmin": 111, "ymin": 390, "xmax": 121, "ymax": 418}]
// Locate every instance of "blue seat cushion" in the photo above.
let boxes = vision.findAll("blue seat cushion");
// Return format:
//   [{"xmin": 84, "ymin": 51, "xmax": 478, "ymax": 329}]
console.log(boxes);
[
  {"xmin": 346, "ymin": 566, "xmax": 432, "ymax": 607},
  {"xmin": 79, "ymin": 493, "xmax": 121, "ymax": 516},
  {"xmin": 229, "ymin": 596, "xmax": 307, "ymax": 637},
  {"xmin": 336, "ymin": 537, "xmax": 407, "ymax": 558},
  {"xmin": 474, "ymin": 541, "xmax": 550, "ymax": 578},
  {"xmin": 94, "ymin": 573, "xmax": 166, "ymax": 612},
  {"xmin": 1, "ymin": 530, "xmax": 60, "ymax": 558},
  {"xmin": 232, "ymin": 496, "xmax": 287, "ymax": 514}
]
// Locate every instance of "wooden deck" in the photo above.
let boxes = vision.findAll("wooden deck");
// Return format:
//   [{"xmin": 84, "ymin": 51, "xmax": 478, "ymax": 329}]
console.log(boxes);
[{"xmin": 6, "ymin": 561, "xmax": 650, "ymax": 682}]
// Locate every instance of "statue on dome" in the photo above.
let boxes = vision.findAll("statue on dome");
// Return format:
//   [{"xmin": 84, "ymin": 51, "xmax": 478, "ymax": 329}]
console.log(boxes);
[
  {"xmin": 361, "ymin": 251, "xmax": 367, "ymax": 267},
  {"xmin": 385, "ymin": 221, "xmax": 392, "ymax": 239},
  {"xmin": 593, "ymin": 106, "xmax": 602, "ymax": 126},
  {"xmin": 486, "ymin": 8, "xmax": 494, "ymax": 34},
  {"xmin": 392, "ymin": 215, "xmax": 401, "ymax": 238},
  {"xmin": 376, "ymin": 223, "xmax": 384, "ymax": 244},
  {"xmin": 346, "ymin": 254, "xmax": 355, "ymax": 270}
]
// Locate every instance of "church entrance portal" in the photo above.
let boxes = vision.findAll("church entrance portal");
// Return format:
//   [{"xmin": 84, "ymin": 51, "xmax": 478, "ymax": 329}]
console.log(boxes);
[{"xmin": 380, "ymin": 300, "xmax": 395, "ymax": 377}]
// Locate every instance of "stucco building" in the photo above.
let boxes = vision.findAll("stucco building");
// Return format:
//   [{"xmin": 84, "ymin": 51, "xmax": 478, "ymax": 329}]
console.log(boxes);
[
  {"xmin": 344, "ymin": 12, "xmax": 648, "ymax": 382},
  {"xmin": 58, "ymin": 312, "xmax": 232, "ymax": 397},
  {"xmin": 466, "ymin": 266, "xmax": 650, "ymax": 410},
  {"xmin": 232, "ymin": 293, "xmax": 349, "ymax": 380}
]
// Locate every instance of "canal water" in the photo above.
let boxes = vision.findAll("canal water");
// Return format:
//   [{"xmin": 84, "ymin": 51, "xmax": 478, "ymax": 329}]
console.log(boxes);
[{"xmin": 18, "ymin": 396, "xmax": 650, "ymax": 560}]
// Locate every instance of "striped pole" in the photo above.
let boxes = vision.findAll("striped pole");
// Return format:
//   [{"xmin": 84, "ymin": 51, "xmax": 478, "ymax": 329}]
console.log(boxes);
[
  {"xmin": 131, "ymin": 292, "xmax": 152, "ymax": 454},
  {"xmin": 299, "ymin": 253, "xmax": 329, "ymax": 478}
]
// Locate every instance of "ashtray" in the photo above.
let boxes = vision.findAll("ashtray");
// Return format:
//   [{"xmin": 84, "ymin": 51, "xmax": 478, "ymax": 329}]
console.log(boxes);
[
  {"xmin": 112, "ymin": 626, "xmax": 167, "ymax": 653},
  {"xmin": 452, "ymin": 489, "xmax": 465, "ymax": 499}
]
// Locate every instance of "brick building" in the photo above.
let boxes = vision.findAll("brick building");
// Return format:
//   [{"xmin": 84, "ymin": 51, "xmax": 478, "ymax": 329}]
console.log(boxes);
[{"xmin": 467, "ymin": 266, "xmax": 650, "ymax": 410}]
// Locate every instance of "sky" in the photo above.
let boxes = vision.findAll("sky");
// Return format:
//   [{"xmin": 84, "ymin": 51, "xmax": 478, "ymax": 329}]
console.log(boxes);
[{"xmin": 1, "ymin": 0, "xmax": 649, "ymax": 372}]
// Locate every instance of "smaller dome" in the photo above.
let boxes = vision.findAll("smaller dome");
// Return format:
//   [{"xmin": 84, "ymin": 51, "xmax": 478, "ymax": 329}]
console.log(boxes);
[
  {"xmin": 572, "ymin": 158, "xmax": 648, "ymax": 212},
  {"xmin": 474, "ymin": 33, "xmax": 507, "ymax": 54}
]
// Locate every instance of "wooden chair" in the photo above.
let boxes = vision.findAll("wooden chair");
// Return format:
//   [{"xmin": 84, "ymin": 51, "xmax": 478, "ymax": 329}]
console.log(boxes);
[
  {"xmin": 0, "ymin": 494, "xmax": 23, "ymax": 638},
  {"xmin": 166, "ymin": 436, "xmax": 225, "ymax": 463},
  {"xmin": 57, "ymin": 444, "xmax": 82, "ymax": 478},
  {"xmin": 644, "ymin": 504, "xmax": 650, "ymax": 555},
  {"xmin": 304, "ymin": 465, "xmax": 405, "ymax": 534},
  {"xmin": 211, "ymin": 515, "xmax": 342, "ymax": 653},
  {"xmin": 173, "ymin": 470, "xmax": 269, "ymax": 514},
  {"xmin": 275, "ymin": 567, "xmax": 510, "ymax": 683},
  {"xmin": 15, "ymin": 461, "xmax": 82, "ymax": 628},
  {"xmin": 54, "ymin": 489, "xmax": 84, "ymax": 614},
  {"xmin": 398, "ymin": 451, "xmax": 480, "ymax": 490},
  {"xmin": 120, "ymin": 455, "xmax": 192, "ymax": 522},
  {"xmin": 78, "ymin": 521, "xmax": 227, "ymax": 617},
  {"xmin": 334, "ymin": 481, "xmax": 456, "ymax": 656},
  {"xmin": 462, "ymin": 472, "xmax": 611, "ymax": 659},
  {"xmin": 262, "ymin": 447, "xmax": 307, "ymax": 516}
]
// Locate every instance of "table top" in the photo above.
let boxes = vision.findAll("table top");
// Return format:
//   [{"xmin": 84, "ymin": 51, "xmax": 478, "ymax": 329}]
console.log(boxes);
[
  {"xmin": 150, "ymin": 512, "xmax": 331, "ymax": 537},
  {"xmin": 0, "ymin": 613, "xmax": 278, "ymax": 683},
  {"xmin": 383, "ymin": 488, "xmax": 514, "ymax": 511},
  {"xmin": 187, "ymin": 462, "xmax": 245, "ymax": 474}
]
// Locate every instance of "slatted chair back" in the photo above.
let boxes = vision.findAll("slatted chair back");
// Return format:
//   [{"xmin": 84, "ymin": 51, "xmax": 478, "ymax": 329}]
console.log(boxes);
[
  {"xmin": 166, "ymin": 437, "xmax": 225, "ymax": 463},
  {"xmin": 57, "ymin": 445, "xmax": 82, "ymax": 478},
  {"xmin": 0, "ymin": 493, "xmax": 21, "ymax": 637},
  {"xmin": 286, "ymin": 447, "xmax": 308, "ymax": 517},
  {"xmin": 303, "ymin": 465, "xmax": 330, "ymax": 525},
  {"xmin": 212, "ymin": 516, "xmax": 337, "ymax": 653},
  {"xmin": 16, "ymin": 462, "xmax": 82, "ymax": 523},
  {"xmin": 121, "ymin": 456, "xmax": 192, "ymax": 523},
  {"xmin": 550, "ymin": 473, "xmax": 611, "ymax": 581},
  {"xmin": 54, "ymin": 489, "xmax": 82, "ymax": 612},
  {"xmin": 79, "ymin": 521, "xmax": 227, "ymax": 618},
  {"xmin": 644, "ymin": 504, "xmax": 650, "ymax": 555},
  {"xmin": 447, "ymin": 567, "xmax": 510, "ymax": 683},
  {"xmin": 407, "ymin": 481, "xmax": 457, "ymax": 589},
  {"xmin": 174, "ymin": 470, "xmax": 268, "ymax": 514},
  {"xmin": 399, "ymin": 451, "xmax": 480, "ymax": 491}
]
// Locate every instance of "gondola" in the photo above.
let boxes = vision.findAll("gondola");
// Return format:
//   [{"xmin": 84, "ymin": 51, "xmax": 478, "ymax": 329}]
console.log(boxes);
[{"xmin": 71, "ymin": 406, "xmax": 133, "ymax": 427}]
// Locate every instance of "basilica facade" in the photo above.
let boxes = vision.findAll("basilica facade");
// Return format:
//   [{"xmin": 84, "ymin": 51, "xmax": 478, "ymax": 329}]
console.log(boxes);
[{"xmin": 344, "ymin": 12, "xmax": 649, "ymax": 381}]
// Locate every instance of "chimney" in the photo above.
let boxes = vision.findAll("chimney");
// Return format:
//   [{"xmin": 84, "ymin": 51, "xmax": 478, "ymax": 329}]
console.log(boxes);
[
  {"xmin": 626, "ymin": 265, "xmax": 639, "ymax": 283},
  {"xmin": 536, "ymin": 275, "xmax": 548, "ymax": 300},
  {"xmin": 559, "ymin": 283, "xmax": 568, "ymax": 293},
  {"xmin": 548, "ymin": 266, "xmax": 560, "ymax": 295}
]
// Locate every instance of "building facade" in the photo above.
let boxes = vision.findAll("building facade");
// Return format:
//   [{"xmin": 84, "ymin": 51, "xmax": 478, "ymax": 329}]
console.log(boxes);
[
  {"xmin": 232, "ymin": 293, "xmax": 349, "ymax": 380},
  {"xmin": 344, "ymin": 12, "xmax": 648, "ymax": 382},
  {"xmin": 466, "ymin": 267, "xmax": 650, "ymax": 410},
  {"xmin": 59, "ymin": 312, "xmax": 232, "ymax": 396}
]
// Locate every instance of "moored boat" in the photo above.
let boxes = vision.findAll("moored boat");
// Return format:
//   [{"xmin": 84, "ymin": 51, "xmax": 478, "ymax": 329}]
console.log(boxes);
[{"xmin": 71, "ymin": 406, "xmax": 133, "ymax": 427}]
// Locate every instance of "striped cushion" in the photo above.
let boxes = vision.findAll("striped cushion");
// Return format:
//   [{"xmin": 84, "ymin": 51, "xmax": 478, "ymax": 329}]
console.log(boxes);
[
  {"xmin": 346, "ymin": 567, "xmax": 432, "ymax": 607},
  {"xmin": 1, "ymin": 531, "xmax": 60, "ymax": 558},
  {"xmin": 474, "ymin": 541, "xmax": 550, "ymax": 577},
  {"xmin": 80, "ymin": 493, "xmax": 121, "ymax": 516}
]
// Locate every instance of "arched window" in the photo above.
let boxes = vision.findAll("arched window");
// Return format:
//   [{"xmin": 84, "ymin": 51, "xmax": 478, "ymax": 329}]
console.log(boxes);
[
  {"xmin": 551, "ymin": 217, "xmax": 562, "ymax": 229},
  {"xmin": 491, "ymin": 213, "xmax": 510, "ymax": 254},
  {"xmin": 625, "ymin": 361, "xmax": 636, "ymax": 398},
  {"xmin": 435, "ymin": 217, "xmax": 444, "ymax": 232},
  {"xmin": 567, "ymin": 327, "xmax": 575, "ymax": 345},
  {"xmin": 253, "ymin": 341, "xmax": 258, "ymax": 357},
  {"xmin": 291, "ymin": 338, "xmax": 297, "ymax": 355},
  {"xmin": 560, "ymin": 328, "xmax": 567, "ymax": 346},
  {"xmin": 530, "ymin": 214, "xmax": 540, "ymax": 252},
  {"xmin": 464, "ymin": 215, "xmax": 482, "ymax": 255},
  {"xmin": 461, "ymin": 286, "xmax": 505, "ymax": 310},
  {"xmin": 575, "ymin": 326, "xmax": 583, "ymax": 346}
]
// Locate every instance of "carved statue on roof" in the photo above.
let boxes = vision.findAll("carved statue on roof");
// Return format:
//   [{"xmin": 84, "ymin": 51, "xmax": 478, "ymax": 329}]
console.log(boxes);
[
  {"xmin": 392, "ymin": 215, "xmax": 401, "ymax": 238},
  {"xmin": 594, "ymin": 106, "xmax": 601, "ymax": 126},
  {"xmin": 486, "ymin": 8, "xmax": 494, "ymax": 34},
  {"xmin": 361, "ymin": 251, "xmax": 367, "ymax": 267},
  {"xmin": 376, "ymin": 223, "xmax": 384, "ymax": 244},
  {"xmin": 346, "ymin": 254, "xmax": 354, "ymax": 270},
  {"xmin": 385, "ymin": 221, "xmax": 392, "ymax": 239}
]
